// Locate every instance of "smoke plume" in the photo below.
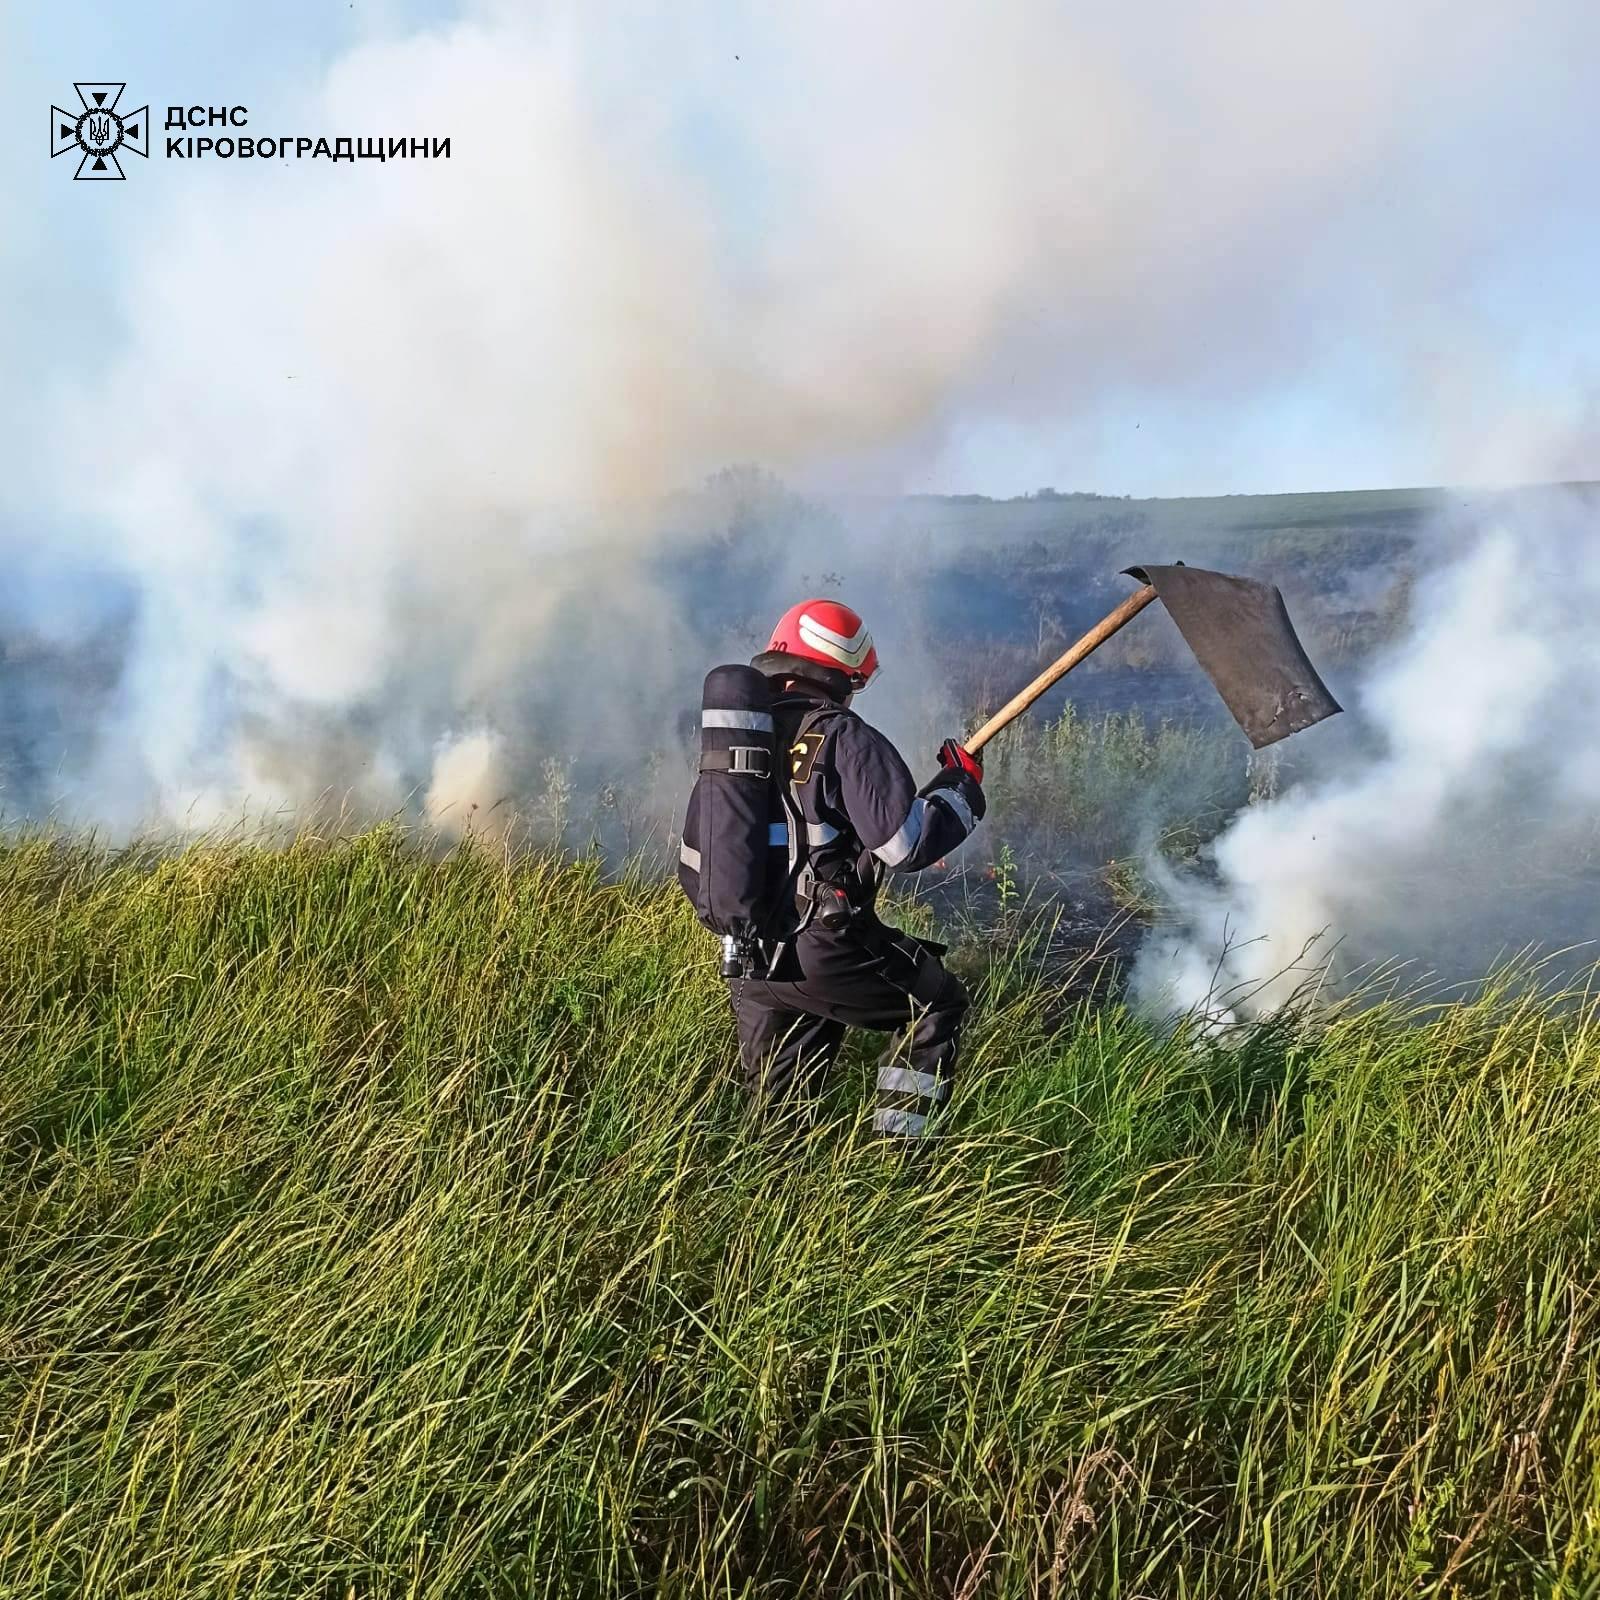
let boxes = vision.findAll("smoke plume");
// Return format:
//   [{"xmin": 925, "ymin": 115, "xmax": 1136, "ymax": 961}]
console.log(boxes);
[
  {"xmin": 1132, "ymin": 485, "xmax": 1600, "ymax": 1019},
  {"xmin": 5, "ymin": 0, "xmax": 1598, "ymax": 832}
]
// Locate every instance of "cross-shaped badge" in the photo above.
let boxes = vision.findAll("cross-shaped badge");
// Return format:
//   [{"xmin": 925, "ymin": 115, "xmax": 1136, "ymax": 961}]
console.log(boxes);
[{"xmin": 51, "ymin": 83, "xmax": 149, "ymax": 180}]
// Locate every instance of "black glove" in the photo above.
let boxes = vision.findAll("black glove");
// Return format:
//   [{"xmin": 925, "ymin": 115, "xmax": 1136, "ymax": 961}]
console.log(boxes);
[{"xmin": 937, "ymin": 738, "xmax": 983, "ymax": 784}]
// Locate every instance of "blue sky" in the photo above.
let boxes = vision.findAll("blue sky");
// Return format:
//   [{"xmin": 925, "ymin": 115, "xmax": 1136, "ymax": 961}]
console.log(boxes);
[{"xmin": 6, "ymin": 0, "xmax": 1598, "ymax": 503}]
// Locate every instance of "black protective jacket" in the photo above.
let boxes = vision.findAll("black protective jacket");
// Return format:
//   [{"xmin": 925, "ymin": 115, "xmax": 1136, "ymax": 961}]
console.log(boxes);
[{"xmin": 769, "ymin": 689, "xmax": 984, "ymax": 917}]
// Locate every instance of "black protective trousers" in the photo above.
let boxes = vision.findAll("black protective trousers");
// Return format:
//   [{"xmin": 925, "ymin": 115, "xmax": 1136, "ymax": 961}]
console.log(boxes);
[{"xmin": 727, "ymin": 918, "xmax": 968, "ymax": 1137}]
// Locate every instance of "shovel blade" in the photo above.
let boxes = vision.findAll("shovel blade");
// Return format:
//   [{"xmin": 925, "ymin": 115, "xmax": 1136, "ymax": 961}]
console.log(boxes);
[{"xmin": 1124, "ymin": 564, "xmax": 1341, "ymax": 748}]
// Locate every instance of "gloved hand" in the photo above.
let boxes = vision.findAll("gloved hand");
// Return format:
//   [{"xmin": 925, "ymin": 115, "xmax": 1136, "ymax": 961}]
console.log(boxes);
[
  {"xmin": 925, "ymin": 746, "xmax": 987, "ymax": 825},
  {"xmin": 937, "ymin": 738, "xmax": 983, "ymax": 784}
]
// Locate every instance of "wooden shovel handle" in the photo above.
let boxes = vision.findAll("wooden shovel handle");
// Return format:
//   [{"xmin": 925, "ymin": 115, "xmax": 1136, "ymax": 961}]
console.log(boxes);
[{"xmin": 963, "ymin": 584, "xmax": 1159, "ymax": 755}]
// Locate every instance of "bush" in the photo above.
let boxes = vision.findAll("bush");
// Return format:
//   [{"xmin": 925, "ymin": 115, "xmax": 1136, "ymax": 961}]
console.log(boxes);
[{"xmin": 981, "ymin": 705, "xmax": 1248, "ymax": 875}]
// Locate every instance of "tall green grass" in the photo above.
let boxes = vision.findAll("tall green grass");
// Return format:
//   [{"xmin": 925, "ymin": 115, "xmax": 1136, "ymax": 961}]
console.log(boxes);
[{"xmin": 3, "ymin": 831, "xmax": 1600, "ymax": 1597}]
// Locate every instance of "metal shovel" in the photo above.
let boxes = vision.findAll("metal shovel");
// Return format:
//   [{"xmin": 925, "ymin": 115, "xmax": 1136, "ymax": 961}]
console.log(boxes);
[{"xmin": 963, "ymin": 563, "xmax": 1341, "ymax": 755}]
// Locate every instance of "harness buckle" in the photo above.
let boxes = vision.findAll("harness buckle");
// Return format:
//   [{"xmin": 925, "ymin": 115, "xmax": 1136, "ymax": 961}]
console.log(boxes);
[
  {"xmin": 700, "ymin": 745, "xmax": 772, "ymax": 778},
  {"xmin": 728, "ymin": 745, "xmax": 770, "ymax": 777}
]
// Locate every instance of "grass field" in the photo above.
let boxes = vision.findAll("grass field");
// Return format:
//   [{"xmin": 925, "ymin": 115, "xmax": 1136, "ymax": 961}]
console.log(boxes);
[{"xmin": 5, "ymin": 832, "xmax": 1600, "ymax": 1597}]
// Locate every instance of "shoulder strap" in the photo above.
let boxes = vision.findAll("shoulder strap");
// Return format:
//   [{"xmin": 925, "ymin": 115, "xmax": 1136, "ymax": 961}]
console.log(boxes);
[{"xmin": 764, "ymin": 705, "xmax": 850, "ymax": 941}]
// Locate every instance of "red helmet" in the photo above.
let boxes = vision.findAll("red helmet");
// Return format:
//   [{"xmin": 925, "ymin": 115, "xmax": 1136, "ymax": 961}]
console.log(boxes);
[{"xmin": 758, "ymin": 599, "xmax": 880, "ymax": 691}]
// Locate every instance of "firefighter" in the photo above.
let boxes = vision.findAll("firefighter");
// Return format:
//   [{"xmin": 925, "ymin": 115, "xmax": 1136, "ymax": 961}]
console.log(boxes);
[{"xmin": 730, "ymin": 598, "xmax": 986, "ymax": 1138}]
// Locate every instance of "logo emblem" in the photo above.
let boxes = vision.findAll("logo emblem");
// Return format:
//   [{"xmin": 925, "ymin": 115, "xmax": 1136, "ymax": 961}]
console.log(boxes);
[
  {"xmin": 51, "ymin": 83, "xmax": 148, "ymax": 179},
  {"xmin": 790, "ymin": 732, "xmax": 826, "ymax": 783}
]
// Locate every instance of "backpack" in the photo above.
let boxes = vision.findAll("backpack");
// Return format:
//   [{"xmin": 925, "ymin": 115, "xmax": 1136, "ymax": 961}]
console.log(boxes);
[{"xmin": 677, "ymin": 666, "xmax": 842, "ymax": 972}]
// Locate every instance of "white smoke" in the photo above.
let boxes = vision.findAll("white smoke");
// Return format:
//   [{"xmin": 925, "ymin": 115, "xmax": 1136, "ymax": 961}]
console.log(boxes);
[
  {"xmin": 14, "ymin": 0, "xmax": 1600, "ymax": 829},
  {"xmin": 424, "ymin": 729, "xmax": 507, "ymax": 840},
  {"xmin": 1132, "ymin": 487, "xmax": 1600, "ymax": 1020}
]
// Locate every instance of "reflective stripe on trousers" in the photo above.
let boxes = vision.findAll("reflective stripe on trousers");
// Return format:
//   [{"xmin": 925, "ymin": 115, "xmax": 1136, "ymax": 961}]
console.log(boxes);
[{"xmin": 873, "ymin": 1047, "xmax": 953, "ymax": 1138}]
